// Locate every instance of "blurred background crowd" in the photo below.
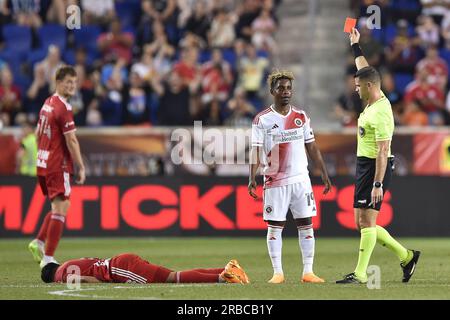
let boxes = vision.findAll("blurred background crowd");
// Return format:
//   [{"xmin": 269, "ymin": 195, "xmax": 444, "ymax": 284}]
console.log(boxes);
[
  {"xmin": 0, "ymin": 0, "xmax": 281, "ymax": 128},
  {"xmin": 336, "ymin": 0, "xmax": 450, "ymax": 127}
]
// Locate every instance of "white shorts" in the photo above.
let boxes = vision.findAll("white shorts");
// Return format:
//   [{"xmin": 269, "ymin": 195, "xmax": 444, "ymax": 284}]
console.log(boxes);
[{"xmin": 263, "ymin": 180, "xmax": 317, "ymax": 221}]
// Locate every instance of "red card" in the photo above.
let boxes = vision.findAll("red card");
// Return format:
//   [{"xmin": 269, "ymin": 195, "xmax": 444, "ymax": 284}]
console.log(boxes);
[{"xmin": 344, "ymin": 17, "xmax": 357, "ymax": 33}]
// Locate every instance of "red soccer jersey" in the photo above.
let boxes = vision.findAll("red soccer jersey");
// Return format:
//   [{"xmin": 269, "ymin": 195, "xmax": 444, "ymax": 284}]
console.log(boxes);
[
  {"xmin": 36, "ymin": 94, "xmax": 76, "ymax": 176},
  {"xmin": 54, "ymin": 258, "xmax": 112, "ymax": 283},
  {"xmin": 404, "ymin": 81, "xmax": 445, "ymax": 113}
]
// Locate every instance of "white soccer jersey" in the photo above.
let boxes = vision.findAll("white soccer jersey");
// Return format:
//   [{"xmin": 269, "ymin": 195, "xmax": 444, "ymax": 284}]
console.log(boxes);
[{"xmin": 251, "ymin": 105, "xmax": 315, "ymax": 189}]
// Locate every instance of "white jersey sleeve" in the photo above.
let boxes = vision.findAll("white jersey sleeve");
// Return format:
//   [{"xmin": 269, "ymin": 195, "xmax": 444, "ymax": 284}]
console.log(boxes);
[
  {"xmin": 303, "ymin": 114, "xmax": 315, "ymax": 144},
  {"xmin": 251, "ymin": 121, "xmax": 264, "ymax": 147}
]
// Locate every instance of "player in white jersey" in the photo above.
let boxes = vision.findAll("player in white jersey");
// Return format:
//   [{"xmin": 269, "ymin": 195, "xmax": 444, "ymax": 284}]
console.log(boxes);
[{"xmin": 248, "ymin": 70, "xmax": 332, "ymax": 284}]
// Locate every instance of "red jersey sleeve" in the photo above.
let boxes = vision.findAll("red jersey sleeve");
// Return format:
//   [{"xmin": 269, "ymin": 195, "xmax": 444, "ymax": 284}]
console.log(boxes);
[{"xmin": 58, "ymin": 105, "xmax": 76, "ymax": 135}]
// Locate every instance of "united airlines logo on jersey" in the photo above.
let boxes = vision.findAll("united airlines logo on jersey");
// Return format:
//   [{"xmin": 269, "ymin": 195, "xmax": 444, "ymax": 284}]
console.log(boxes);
[
  {"xmin": 359, "ymin": 126, "xmax": 366, "ymax": 138},
  {"xmin": 273, "ymin": 128, "xmax": 303, "ymax": 143}
]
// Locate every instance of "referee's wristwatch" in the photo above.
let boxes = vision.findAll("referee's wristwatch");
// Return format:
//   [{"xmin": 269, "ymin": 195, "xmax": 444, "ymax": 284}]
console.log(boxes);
[{"xmin": 373, "ymin": 181, "xmax": 383, "ymax": 188}]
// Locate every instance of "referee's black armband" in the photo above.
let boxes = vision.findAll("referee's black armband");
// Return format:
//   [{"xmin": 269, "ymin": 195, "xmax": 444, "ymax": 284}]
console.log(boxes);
[{"xmin": 351, "ymin": 43, "xmax": 364, "ymax": 58}]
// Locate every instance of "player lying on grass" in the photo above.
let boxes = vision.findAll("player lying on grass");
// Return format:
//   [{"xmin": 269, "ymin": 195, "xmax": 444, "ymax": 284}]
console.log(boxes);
[{"xmin": 40, "ymin": 253, "xmax": 250, "ymax": 284}]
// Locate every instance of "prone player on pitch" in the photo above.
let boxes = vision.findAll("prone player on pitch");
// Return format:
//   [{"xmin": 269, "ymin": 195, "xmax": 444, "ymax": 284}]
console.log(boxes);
[{"xmin": 40, "ymin": 253, "xmax": 250, "ymax": 285}]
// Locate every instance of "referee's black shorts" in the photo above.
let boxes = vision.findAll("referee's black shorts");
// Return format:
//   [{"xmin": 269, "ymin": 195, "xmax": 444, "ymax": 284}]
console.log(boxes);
[{"xmin": 353, "ymin": 156, "xmax": 395, "ymax": 211}]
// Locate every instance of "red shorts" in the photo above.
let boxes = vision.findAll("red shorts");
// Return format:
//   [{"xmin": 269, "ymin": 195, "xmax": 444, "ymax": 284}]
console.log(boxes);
[
  {"xmin": 109, "ymin": 253, "xmax": 173, "ymax": 284},
  {"xmin": 38, "ymin": 171, "xmax": 71, "ymax": 201}
]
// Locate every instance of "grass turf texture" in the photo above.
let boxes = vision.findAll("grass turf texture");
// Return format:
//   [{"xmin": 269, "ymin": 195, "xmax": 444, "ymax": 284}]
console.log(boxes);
[{"xmin": 1, "ymin": 237, "xmax": 449, "ymax": 300}]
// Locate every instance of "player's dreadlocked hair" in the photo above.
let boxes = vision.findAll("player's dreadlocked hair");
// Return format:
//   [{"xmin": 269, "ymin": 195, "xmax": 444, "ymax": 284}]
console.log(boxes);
[{"xmin": 267, "ymin": 70, "xmax": 295, "ymax": 92}]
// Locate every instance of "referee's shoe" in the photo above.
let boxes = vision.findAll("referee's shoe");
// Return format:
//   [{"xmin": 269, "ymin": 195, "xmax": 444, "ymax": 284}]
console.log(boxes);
[{"xmin": 401, "ymin": 250, "xmax": 421, "ymax": 283}]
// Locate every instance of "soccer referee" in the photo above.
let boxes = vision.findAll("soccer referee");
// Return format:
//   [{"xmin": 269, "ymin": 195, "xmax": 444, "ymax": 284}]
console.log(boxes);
[{"xmin": 336, "ymin": 28, "xmax": 420, "ymax": 284}]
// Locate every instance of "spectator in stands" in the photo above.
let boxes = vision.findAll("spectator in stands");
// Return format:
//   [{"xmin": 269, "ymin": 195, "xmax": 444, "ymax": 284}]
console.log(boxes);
[
  {"xmin": 251, "ymin": 7, "xmax": 277, "ymax": 54},
  {"xmin": 357, "ymin": 18, "xmax": 383, "ymax": 68},
  {"xmin": 416, "ymin": 15, "xmax": 440, "ymax": 48},
  {"xmin": 224, "ymin": 86, "xmax": 255, "ymax": 127},
  {"xmin": 178, "ymin": 0, "xmax": 213, "ymax": 26},
  {"xmin": 235, "ymin": 0, "xmax": 262, "ymax": 42},
  {"xmin": 85, "ymin": 70, "xmax": 103, "ymax": 127},
  {"xmin": 404, "ymin": 69, "xmax": 446, "ymax": 125},
  {"xmin": 151, "ymin": 70, "xmax": 192, "ymax": 126},
  {"xmin": 0, "ymin": 67, "xmax": 21, "ymax": 126},
  {"xmin": 208, "ymin": 8, "xmax": 236, "ymax": 48},
  {"xmin": 131, "ymin": 45, "xmax": 158, "ymax": 83},
  {"xmin": 123, "ymin": 71, "xmax": 150, "ymax": 125},
  {"xmin": 35, "ymin": 45, "xmax": 63, "ymax": 92},
  {"xmin": 142, "ymin": 0, "xmax": 177, "ymax": 23},
  {"xmin": 81, "ymin": 0, "xmax": 116, "ymax": 27},
  {"xmin": 382, "ymin": 71, "xmax": 403, "ymax": 104},
  {"xmin": 237, "ymin": 42, "xmax": 269, "ymax": 103},
  {"xmin": 99, "ymin": 58, "xmax": 126, "ymax": 125},
  {"xmin": 0, "ymin": 0, "xmax": 12, "ymax": 27},
  {"xmin": 146, "ymin": 21, "xmax": 175, "ymax": 77},
  {"xmin": 45, "ymin": 0, "xmax": 79, "ymax": 25},
  {"xmin": 416, "ymin": 45, "xmax": 449, "ymax": 89},
  {"xmin": 381, "ymin": 71, "xmax": 403, "ymax": 124},
  {"xmin": 198, "ymin": 99, "xmax": 223, "ymax": 126},
  {"xmin": 440, "ymin": 9, "xmax": 450, "ymax": 49},
  {"xmin": 420, "ymin": 0, "xmax": 449, "ymax": 25},
  {"xmin": 184, "ymin": 0, "xmax": 212, "ymax": 43},
  {"xmin": 173, "ymin": 46, "xmax": 201, "ymax": 88},
  {"xmin": 25, "ymin": 63, "xmax": 50, "ymax": 116},
  {"xmin": 97, "ymin": 18, "xmax": 134, "ymax": 65},
  {"xmin": 385, "ymin": 19, "xmax": 422, "ymax": 74},
  {"xmin": 141, "ymin": 0, "xmax": 178, "ymax": 44},
  {"xmin": 9, "ymin": 0, "xmax": 42, "ymax": 28},
  {"xmin": 401, "ymin": 100, "xmax": 429, "ymax": 126},
  {"xmin": 333, "ymin": 74, "xmax": 363, "ymax": 127},
  {"xmin": 69, "ymin": 64, "xmax": 95, "ymax": 126},
  {"xmin": 200, "ymin": 48, "xmax": 233, "ymax": 107}
]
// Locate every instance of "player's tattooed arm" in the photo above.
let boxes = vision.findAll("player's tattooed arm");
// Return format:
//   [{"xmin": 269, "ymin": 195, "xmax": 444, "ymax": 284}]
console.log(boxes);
[{"xmin": 305, "ymin": 142, "xmax": 331, "ymax": 194}]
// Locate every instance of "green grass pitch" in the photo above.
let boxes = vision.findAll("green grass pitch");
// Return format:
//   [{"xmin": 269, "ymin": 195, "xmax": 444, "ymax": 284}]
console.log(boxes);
[{"xmin": 1, "ymin": 237, "xmax": 449, "ymax": 300}]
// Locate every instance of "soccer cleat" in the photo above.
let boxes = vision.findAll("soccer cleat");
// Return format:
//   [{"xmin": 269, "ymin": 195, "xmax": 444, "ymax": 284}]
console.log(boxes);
[
  {"xmin": 268, "ymin": 273, "xmax": 285, "ymax": 284},
  {"xmin": 28, "ymin": 239, "xmax": 44, "ymax": 263},
  {"xmin": 336, "ymin": 272, "xmax": 367, "ymax": 284},
  {"xmin": 220, "ymin": 259, "xmax": 250, "ymax": 284},
  {"xmin": 301, "ymin": 273, "xmax": 325, "ymax": 283},
  {"xmin": 401, "ymin": 250, "xmax": 421, "ymax": 283}
]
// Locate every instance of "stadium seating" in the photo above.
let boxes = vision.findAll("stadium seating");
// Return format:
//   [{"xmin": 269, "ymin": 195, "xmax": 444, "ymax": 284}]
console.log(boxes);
[
  {"xmin": 0, "ymin": 25, "xmax": 32, "ymax": 61},
  {"xmin": 37, "ymin": 24, "xmax": 67, "ymax": 51}
]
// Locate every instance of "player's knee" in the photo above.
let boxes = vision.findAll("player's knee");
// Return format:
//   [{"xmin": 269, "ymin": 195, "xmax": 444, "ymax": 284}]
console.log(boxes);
[{"xmin": 295, "ymin": 217, "xmax": 312, "ymax": 227}]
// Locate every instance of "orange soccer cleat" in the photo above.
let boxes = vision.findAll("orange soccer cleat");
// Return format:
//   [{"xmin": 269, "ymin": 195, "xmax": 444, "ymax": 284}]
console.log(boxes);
[
  {"xmin": 268, "ymin": 273, "xmax": 285, "ymax": 284},
  {"xmin": 301, "ymin": 273, "xmax": 325, "ymax": 283},
  {"xmin": 220, "ymin": 259, "xmax": 250, "ymax": 284}
]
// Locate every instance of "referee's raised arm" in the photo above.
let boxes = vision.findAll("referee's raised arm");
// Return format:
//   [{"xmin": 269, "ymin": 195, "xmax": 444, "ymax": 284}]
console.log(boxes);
[{"xmin": 349, "ymin": 28, "xmax": 369, "ymax": 70}]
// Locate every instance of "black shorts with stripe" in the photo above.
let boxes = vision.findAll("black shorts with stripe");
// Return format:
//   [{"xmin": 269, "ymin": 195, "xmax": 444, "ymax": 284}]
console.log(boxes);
[{"xmin": 353, "ymin": 156, "xmax": 395, "ymax": 211}]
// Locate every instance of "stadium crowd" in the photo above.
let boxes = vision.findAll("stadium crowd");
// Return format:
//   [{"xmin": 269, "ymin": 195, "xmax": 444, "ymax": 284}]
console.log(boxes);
[
  {"xmin": 0, "ymin": 0, "xmax": 281, "ymax": 128},
  {"xmin": 336, "ymin": 0, "xmax": 450, "ymax": 127}
]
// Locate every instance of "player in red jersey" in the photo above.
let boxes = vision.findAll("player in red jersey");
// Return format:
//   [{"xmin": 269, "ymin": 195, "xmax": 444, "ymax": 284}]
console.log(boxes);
[
  {"xmin": 28, "ymin": 66, "xmax": 86, "ymax": 269},
  {"xmin": 40, "ymin": 253, "xmax": 250, "ymax": 284}
]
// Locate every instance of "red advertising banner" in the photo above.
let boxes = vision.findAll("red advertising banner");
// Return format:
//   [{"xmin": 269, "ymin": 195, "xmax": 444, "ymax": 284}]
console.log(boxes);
[{"xmin": 1, "ymin": 176, "xmax": 449, "ymax": 237}]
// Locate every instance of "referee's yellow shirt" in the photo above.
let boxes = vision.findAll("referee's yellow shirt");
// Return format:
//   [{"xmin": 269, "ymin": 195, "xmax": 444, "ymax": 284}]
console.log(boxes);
[{"xmin": 357, "ymin": 92, "xmax": 394, "ymax": 159}]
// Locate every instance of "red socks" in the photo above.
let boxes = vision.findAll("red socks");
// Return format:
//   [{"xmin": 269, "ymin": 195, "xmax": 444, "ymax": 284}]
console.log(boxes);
[
  {"xmin": 45, "ymin": 213, "xmax": 65, "ymax": 256},
  {"xmin": 36, "ymin": 211, "xmax": 52, "ymax": 242},
  {"xmin": 189, "ymin": 268, "xmax": 225, "ymax": 274},
  {"xmin": 177, "ymin": 269, "xmax": 224, "ymax": 283}
]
